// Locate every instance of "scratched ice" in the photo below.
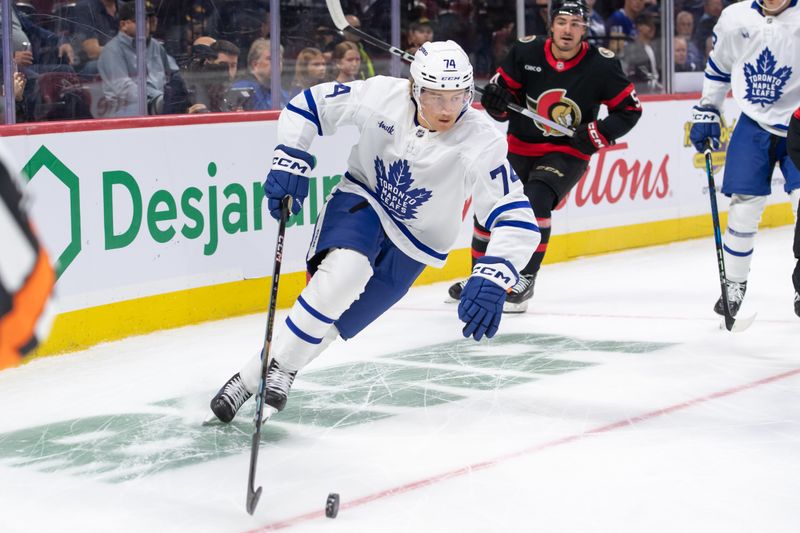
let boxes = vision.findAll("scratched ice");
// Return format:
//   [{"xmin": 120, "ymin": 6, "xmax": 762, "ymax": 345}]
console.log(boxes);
[{"xmin": 1, "ymin": 226, "xmax": 799, "ymax": 533}]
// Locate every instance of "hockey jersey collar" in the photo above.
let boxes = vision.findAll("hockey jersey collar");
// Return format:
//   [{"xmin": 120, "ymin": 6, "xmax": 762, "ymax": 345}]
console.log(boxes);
[
  {"xmin": 544, "ymin": 39, "xmax": 589, "ymax": 72},
  {"xmin": 750, "ymin": 0, "xmax": 798, "ymax": 16}
]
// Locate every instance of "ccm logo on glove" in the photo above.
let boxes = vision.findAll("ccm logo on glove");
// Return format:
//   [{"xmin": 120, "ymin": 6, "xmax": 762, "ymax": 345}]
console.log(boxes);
[
  {"xmin": 473, "ymin": 264, "xmax": 514, "ymax": 287},
  {"xmin": 272, "ymin": 153, "xmax": 313, "ymax": 175}
]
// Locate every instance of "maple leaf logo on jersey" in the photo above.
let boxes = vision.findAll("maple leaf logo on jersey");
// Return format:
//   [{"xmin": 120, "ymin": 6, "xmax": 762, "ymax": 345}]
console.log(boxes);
[
  {"xmin": 374, "ymin": 156, "xmax": 432, "ymax": 220},
  {"xmin": 743, "ymin": 48, "xmax": 792, "ymax": 107},
  {"xmin": 527, "ymin": 89, "xmax": 582, "ymax": 137}
]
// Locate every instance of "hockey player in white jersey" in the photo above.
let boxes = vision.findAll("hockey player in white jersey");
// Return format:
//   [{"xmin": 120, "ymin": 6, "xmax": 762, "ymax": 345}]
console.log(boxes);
[
  {"xmin": 209, "ymin": 41, "xmax": 540, "ymax": 423},
  {"xmin": 689, "ymin": 0, "xmax": 800, "ymax": 318}
]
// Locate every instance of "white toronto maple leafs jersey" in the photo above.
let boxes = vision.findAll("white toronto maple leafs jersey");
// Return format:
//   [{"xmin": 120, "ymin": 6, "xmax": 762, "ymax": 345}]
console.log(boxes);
[
  {"xmin": 277, "ymin": 76, "xmax": 539, "ymax": 269},
  {"xmin": 702, "ymin": 1, "xmax": 800, "ymax": 136}
]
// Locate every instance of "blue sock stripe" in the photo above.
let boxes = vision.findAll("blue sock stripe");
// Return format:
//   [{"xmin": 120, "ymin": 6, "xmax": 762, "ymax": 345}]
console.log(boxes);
[
  {"xmin": 297, "ymin": 295, "xmax": 335, "ymax": 324},
  {"xmin": 726, "ymin": 227, "xmax": 757, "ymax": 238},
  {"xmin": 285, "ymin": 317, "xmax": 323, "ymax": 344},
  {"xmin": 723, "ymin": 244, "xmax": 753, "ymax": 257}
]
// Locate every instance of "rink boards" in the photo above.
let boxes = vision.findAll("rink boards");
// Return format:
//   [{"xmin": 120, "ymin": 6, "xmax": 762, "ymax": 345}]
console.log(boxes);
[{"xmin": 0, "ymin": 96, "xmax": 793, "ymax": 355}]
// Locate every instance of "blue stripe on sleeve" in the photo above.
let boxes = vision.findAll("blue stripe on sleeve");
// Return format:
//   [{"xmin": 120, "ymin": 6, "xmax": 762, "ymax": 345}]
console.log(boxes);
[
  {"xmin": 297, "ymin": 295, "xmax": 335, "ymax": 324},
  {"xmin": 494, "ymin": 220, "xmax": 541, "ymax": 232},
  {"xmin": 704, "ymin": 73, "xmax": 731, "ymax": 83},
  {"xmin": 707, "ymin": 57, "xmax": 730, "ymax": 77},
  {"xmin": 285, "ymin": 89, "xmax": 323, "ymax": 136},
  {"xmin": 485, "ymin": 201, "xmax": 532, "ymax": 230}
]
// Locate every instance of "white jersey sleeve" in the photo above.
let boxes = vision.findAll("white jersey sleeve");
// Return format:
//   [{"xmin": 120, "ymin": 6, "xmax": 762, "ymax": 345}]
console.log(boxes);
[
  {"xmin": 468, "ymin": 135, "xmax": 541, "ymax": 276},
  {"xmin": 277, "ymin": 80, "xmax": 372, "ymax": 150},
  {"xmin": 702, "ymin": 2, "xmax": 800, "ymax": 136}
]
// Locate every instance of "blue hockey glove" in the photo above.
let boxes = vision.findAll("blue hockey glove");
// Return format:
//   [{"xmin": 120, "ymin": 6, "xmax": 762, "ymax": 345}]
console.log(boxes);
[
  {"xmin": 264, "ymin": 144, "xmax": 316, "ymax": 219},
  {"xmin": 458, "ymin": 257, "xmax": 517, "ymax": 341},
  {"xmin": 689, "ymin": 104, "xmax": 721, "ymax": 152}
]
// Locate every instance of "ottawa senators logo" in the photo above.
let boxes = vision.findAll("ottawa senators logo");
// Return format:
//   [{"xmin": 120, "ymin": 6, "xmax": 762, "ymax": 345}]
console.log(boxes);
[{"xmin": 527, "ymin": 89, "xmax": 582, "ymax": 137}]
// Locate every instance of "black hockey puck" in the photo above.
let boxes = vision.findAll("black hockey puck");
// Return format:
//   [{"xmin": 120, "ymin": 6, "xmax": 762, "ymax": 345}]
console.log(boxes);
[{"xmin": 325, "ymin": 492, "xmax": 340, "ymax": 518}]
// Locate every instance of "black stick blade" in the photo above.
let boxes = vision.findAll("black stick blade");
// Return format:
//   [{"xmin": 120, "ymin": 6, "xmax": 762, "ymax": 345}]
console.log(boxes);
[{"xmin": 247, "ymin": 486, "xmax": 262, "ymax": 515}]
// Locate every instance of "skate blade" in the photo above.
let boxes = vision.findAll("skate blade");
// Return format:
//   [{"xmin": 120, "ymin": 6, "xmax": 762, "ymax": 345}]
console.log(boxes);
[
  {"xmin": 730, "ymin": 312, "xmax": 757, "ymax": 332},
  {"xmin": 444, "ymin": 296, "xmax": 459, "ymax": 304},
  {"xmin": 260, "ymin": 406, "xmax": 279, "ymax": 425},
  {"xmin": 202, "ymin": 412, "xmax": 221, "ymax": 426},
  {"xmin": 503, "ymin": 301, "xmax": 529, "ymax": 314}
]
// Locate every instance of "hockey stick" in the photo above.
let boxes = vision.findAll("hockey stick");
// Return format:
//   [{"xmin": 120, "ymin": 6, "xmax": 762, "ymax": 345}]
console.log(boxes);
[
  {"xmin": 324, "ymin": 0, "xmax": 574, "ymax": 138},
  {"xmin": 703, "ymin": 143, "xmax": 756, "ymax": 332},
  {"xmin": 246, "ymin": 195, "xmax": 291, "ymax": 515}
]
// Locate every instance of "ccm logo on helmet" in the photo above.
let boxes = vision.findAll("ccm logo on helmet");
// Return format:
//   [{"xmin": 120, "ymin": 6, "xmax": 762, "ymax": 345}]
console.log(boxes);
[{"xmin": 273, "ymin": 156, "xmax": 310, "ymax": 173}]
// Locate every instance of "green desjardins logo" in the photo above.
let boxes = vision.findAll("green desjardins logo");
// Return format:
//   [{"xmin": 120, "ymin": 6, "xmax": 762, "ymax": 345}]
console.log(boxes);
[{"xmin": 22, "ymin": 145, "xmax": 340, "ymax": 279}]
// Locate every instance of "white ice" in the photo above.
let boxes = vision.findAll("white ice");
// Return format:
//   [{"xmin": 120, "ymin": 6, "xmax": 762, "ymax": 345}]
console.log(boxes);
[{"xmin": 1, "ymin": 226, "xmax": 799, "ymax": 533}]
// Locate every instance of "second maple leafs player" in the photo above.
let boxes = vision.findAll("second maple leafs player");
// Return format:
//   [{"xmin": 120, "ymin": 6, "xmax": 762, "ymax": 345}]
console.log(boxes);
[
  {"xmin": 689, "ymin": 0, "xmax": 800, "ymax": 318},
  {"xmin": 208, "ymin": 41, "xmax": 540, "ymax": 423},
  {"xmin": 448, "ymin": 0, "xmax": 642, "ymax": 312}
]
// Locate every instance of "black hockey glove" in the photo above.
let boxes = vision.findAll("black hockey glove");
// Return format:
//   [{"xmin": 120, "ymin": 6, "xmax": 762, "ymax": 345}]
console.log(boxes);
[
  {"xmin": 570, "ymin": 120, "xmax": 612, "ymax": 156},
  {"xmin": 788, "ymin": 108, "xmax": 800, "ymax": 170},
  {"xmin": 480, "ymin": 83, "xmax": 512, "ymax": 116}
]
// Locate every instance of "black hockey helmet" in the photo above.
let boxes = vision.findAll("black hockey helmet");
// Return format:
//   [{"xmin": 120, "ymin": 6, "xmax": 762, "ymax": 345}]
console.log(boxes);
[{"xmin": 550, "ymin": 0, "xmax": 589, "ymax": 23}]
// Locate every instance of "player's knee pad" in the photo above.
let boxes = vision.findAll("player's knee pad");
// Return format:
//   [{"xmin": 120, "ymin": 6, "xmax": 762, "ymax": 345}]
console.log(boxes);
[
  {"xmin": 727, "ymin": 194, "xmax": 767, "ymax": 233},
  {"xmin": 269, "ymin": 248, "xmax": 371, "ymax": 367}
]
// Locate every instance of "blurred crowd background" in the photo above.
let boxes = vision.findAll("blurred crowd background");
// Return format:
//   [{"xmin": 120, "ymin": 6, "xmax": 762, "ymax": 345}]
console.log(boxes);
[{"xmin": 0, "ymin": 0, "xmax": 734, "ymax": 124}]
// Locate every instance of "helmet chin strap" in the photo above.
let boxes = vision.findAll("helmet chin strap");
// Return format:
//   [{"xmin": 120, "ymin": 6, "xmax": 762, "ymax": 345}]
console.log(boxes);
[{"xmin": 755, "ymin": 0, "xmax": 790, "ymax": 12}]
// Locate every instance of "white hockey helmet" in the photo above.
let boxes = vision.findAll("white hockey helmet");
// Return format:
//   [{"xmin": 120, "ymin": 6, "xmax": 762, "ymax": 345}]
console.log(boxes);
[{"xmin": 410, "ymin": 40, "xmax": 474, "ymax": 110}]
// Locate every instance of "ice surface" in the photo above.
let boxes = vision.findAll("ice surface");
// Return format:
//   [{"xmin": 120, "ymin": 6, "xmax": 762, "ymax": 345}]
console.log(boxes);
[{"xmin": 1, "ymin": 227, "xmax": 798, "ymax": 533}]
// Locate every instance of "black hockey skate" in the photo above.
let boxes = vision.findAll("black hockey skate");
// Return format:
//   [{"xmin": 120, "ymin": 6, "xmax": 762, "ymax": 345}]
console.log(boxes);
[
  {"xmin": 503, "ymin": 273, "xmax": 537, "ymax": 313},
  {"xmin": 210, "ymin": 372, "xmax": 252, "ymax": 423},
  {"xmin": 447, "ymin": 279, "xmax": 468, "ymax": 302},
  {"xmin": 713, "ymin": 279, "xmax": 747, "ymax": 317},
  {"xmin": 794, "ymin": 291, "xmax": 800, "ymax": 318},
  {"xmin": 263, "ymin": 359, "xmax": 297, "ymax": 413}
]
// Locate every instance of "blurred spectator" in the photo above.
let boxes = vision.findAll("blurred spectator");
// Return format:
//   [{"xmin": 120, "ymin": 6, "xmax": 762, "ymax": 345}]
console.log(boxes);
[
  {"xmin": 2, "ymin": 4, "xmax": 75, "ymax": 69},
  {"xmin": 434, "ymin": 0, "xmax": 469, "ymax": 43},
  {"xmin": 586, "ymin": 0, "xmax": 607, "ymax": 47},
  {"xmin": 181, "ymin": 37, "xmax": 241, "ymax": 113},
  {"xmin": 97, "ymin": 1, "xmax": 183, "ymax": 116},
  {"xmin": 675, "ymin": 10, "xmax": 704, "ymax": 68},
  {"xmin": 406, "ymin": 20, "xmax": 433, "ymax": 56},
  {"xmin": 525, "ymin": 0, "xmax": 549, "ymax": 37},
  {"xmin": 674, "ymin": 35, "xmax": 701, "ymax": 72},
  {"xmin": 0, "ymin": 68, "xmax": 27, "ymax": 120},
  {"xmin": 693, "ymin": 0, "xmax": 722, "ymax": 57},
  {"xmin": 289, "ymin": 47, "xmax": 326, "ymax": 97},
  {"xmin": 332, "ymin": 41, "xmax": 360, "ymax": 83},
  {"xmin": 212, "ymin": 39, "xmax": 239, "ymax": 81},
  {"xmin": 343, "ymin": 15, "xmax": 375, "ymax": 79},
  {"xmin": 490, "ymin": 19, "xmax": 515, "ymax": 73},
  {"xmin": 621, "ymin": 12, "xmax": 661, "ymax": 93},
  {"xmin": 606, "ymin": 0, "xmax": 645, "ymax": 53},
  {"xmin": 71, "ymin": 0, "xmax": 119, "ymax": 74},
  {"xmin": 231, "ymin": 38, "xmax": 288, "ymax": 110}
]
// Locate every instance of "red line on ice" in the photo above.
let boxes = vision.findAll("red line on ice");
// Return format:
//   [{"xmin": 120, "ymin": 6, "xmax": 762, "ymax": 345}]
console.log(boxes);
[{"xmin": 247, "ymin": 367, "xmax": 800, "ymax": 531}]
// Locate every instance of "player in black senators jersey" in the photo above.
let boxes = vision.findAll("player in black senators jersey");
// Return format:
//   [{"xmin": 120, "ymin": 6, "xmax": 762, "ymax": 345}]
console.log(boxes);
[{"xmin": 448, "ymin": 0, "xmax": 642, "ymax": 312}]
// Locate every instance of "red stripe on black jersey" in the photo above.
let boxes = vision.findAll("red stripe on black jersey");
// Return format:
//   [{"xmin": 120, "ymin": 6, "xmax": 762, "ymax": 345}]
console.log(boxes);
[
  {"xmin": 603, "ymin": 83, "xmax": 638, "ymax": 110},
  {"xmin": 507, "ymin": 134, "xmax": 590, "ymax": 161},
  {"xmin": 497, "ymin": 67, "xmax": 522, "ymax": 90},
  {"xmin": 795, "ymin": 107, "xmax": 800, "ymax": 120}
]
